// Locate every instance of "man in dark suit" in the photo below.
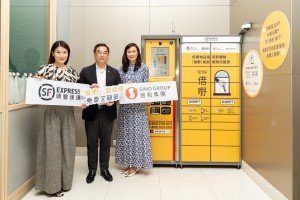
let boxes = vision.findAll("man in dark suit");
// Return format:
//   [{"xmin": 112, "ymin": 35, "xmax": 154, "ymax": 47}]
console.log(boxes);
[{"xmin": 78, "ymin": 43, "xmax": 121, "ymax": 183}]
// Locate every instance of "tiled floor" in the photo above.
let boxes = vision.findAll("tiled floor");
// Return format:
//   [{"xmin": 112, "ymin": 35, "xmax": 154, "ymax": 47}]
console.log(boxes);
[{"xmin": 22, "ymin": 156, "xmax": 271, "ymax": 200}]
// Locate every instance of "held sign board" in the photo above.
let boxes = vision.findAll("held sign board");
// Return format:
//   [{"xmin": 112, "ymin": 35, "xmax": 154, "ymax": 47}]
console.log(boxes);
[
  {"xmin": 25, "ymin": 78, "xmax": 90, "ymax": 106},
  {"xmin": 80, "ymin": 85, "xmax": 122, "ymax": 106},
  {"xmin": 26, "ymin": 78, "xmax": 178, "ymax": 106},
  {"xmin": 119, "ymin": 81, "xmax": 178, "ymax": 104}
]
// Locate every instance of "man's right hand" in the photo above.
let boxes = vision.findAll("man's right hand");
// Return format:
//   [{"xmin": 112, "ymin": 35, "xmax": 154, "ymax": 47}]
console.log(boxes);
[
  {"xmin": 90, "ymin": 83, "xmax": 99, "ymax": 88},
  {"xmin": 81, "ymin": 104, "xmax": 87, "ymax": 109}
]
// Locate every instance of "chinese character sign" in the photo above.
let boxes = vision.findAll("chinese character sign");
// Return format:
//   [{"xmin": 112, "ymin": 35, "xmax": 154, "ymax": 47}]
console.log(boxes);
[
  {"xmin": 242, "ymin": 50, "xmax": 263, "ymax": 98},
  {"xmin": 119, "ymin": 81, "xmax": 178, "ymax": 104},
  {"xmin": 80, "ymin": 85, "xmax": 122, "ymax": 106},
  {"xmin": 260, "ymin": 11, "xmax": 290, "ymax": 70},
  {"xmin": 25, "ymin": 78, "xmax": 90, "ymax": 106}
]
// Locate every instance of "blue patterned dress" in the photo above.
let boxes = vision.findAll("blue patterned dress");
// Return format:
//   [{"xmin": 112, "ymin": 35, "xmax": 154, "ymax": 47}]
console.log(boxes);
[{"xmin": 115, "ymin": 63, "xmax": 153, "ymax": 169}]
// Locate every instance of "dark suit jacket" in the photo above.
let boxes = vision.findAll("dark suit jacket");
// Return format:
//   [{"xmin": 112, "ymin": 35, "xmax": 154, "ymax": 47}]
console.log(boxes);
[{"xmin": 78, "ymin": 64, "xmax": 121, "ymax": 121}]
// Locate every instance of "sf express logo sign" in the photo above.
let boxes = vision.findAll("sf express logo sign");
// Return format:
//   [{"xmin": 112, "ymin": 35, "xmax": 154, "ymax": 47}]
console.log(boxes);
[{"xmin": 38, "ymin": 83, "xmax": 55, "ymax": 101}]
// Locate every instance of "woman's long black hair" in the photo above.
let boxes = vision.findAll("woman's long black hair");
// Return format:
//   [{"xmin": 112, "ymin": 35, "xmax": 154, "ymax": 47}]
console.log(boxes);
[
  {"xmin": 48, "ymin": 40, "xmax": 70, "ymax": 65},
  {"xmin": 121, "ymin": 43, "xmax": 141, "ymax": 73}
]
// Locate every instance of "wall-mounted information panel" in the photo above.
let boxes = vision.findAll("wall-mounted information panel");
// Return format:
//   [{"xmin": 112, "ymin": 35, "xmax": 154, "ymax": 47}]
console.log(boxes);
[
  {"xmin": 180, "ymin": 36, "xmax": 242, "ymax": 167},
  {"xmin": 142, "ymin": 36, "xmax": 180, "ymax": 164}
]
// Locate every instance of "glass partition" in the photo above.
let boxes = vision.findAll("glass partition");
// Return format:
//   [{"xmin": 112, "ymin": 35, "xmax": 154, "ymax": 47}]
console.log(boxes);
[{"xmin": 9, "ymin": 0, "xmax": 48, "ymax": 105}]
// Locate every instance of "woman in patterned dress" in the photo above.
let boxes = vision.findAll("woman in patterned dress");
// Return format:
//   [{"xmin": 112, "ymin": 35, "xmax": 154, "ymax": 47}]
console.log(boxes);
[
  {"xmin": 34, "ymin": 41, "xmax": 79, "ymax": 197},
  {"xmin": 115, "ymin": 43, "xmax": 153, "ymax": 177}
]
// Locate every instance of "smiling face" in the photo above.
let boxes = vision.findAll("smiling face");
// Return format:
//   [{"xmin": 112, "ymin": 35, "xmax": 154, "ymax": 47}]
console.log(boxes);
[
  {"xmin": 52, "ymin": 46, "xmax": 69, "ymax": 67},
  {"xmin": 94, "ymin": 46, "xmax": 109, "ymax": 67},
  {"xmin": 126, "ymin": 46, "xmax": 138, "ymax": 64}
]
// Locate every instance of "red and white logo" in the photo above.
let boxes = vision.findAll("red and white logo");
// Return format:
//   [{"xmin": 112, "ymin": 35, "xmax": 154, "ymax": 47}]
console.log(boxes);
[{"xmin": 126, "ymin": 87, "xmax": 138, "ymax": 99}]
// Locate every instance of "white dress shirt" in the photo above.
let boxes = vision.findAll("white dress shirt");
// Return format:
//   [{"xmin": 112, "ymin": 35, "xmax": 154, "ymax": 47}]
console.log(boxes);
[{"xmin": 96, "ymin": 64, "xmax": 106, "ymax": 87}]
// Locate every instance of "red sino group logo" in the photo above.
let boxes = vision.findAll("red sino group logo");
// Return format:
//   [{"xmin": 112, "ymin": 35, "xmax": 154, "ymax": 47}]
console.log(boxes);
[{"xmin": 125, "ymin": 87, "xmax": 138, "ymax": 99}]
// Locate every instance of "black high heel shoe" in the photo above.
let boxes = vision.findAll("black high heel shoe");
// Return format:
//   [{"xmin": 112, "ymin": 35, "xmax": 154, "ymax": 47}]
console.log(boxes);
[{"xmin": 50, "ymin": 191, "xmax": 64, "ymax": 197}]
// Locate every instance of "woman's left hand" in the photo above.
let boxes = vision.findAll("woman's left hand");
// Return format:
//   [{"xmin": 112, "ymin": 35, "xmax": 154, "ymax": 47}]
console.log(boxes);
[{"xmin": 81, "ymin": 104, "xmax": 87, "ymax": 109}]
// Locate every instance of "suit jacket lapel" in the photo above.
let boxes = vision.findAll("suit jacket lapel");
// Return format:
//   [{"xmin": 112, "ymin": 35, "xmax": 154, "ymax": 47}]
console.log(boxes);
[
  {"xmin": 91, "ymin": 64, "xmax": 98, "ymax": 84},
  {"xmin": 106, "ymin": 65, "xmax": 111, "ymax": 86}
]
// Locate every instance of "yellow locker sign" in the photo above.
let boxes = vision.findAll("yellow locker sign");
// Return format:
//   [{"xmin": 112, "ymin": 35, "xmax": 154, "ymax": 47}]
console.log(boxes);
[
  {"xmin": 181, "ymin": 98, "xmax": 210, "ymax": 106},
  {"xmin": 181, "ymin": 37, "xmax": 241, "ymax": 165},
  {"xmin": 182, "ymin": 83, "xmax": 211, "ymax": 98},
  {"xmin": 181, "ymin": 106, "xmax": 210, "ymax": 114},
  {"xmin": 181, "ymin": 43, "xmax": 210, "ymax": 67},
  {"xmin": 182, "ymin": 67, "xmax": 210, "ymax": 83},
  {"xmin": 181, "ymin": 53, "xmax": 211, "ymax": 66}
]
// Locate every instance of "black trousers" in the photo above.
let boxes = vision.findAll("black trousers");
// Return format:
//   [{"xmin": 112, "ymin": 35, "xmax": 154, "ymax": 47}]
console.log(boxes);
[{"xmin": 85, "ymin": 109, "xmax": 114, "ymax": 171}]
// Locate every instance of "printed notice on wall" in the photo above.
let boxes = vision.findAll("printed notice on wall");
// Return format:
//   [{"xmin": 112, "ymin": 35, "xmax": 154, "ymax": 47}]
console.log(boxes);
[
  {"xmin": 260, "ymin": 11, "xmax": 290, "ymax": 70},
  {"xmin": 242, "ymin": 50, "xmax": 263, "ymax": 98}
]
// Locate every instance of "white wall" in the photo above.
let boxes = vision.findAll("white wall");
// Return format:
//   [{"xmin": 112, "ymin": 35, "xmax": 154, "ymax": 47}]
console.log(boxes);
[
  {"xmin": 8, "ymin": 107, "xmax": 40, "ymax": 195},
  {"xmin": 69, "ymin": 0, "xmax": 230, "ymax": 70},
  {"xmin": 68, "ymin": 0, "xmax": 230, "ymax": 146}
]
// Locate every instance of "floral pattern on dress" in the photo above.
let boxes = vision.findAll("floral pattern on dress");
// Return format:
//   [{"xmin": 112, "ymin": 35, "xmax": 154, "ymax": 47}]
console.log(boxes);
[{"xmin": 115, "ymin": 63, "xmax": 153, "ymax": 169}]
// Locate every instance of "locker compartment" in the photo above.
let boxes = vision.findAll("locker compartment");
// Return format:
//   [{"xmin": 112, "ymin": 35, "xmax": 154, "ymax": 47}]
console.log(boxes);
[
  {"xmin": 211, "ymin": 146, "xmax": 240, "ymax": 162},
  {"xmin": 181, "ymin": 114, "xmax": 210, "ymax": 122},
  {"xmin": 181, "ymin": 122, "xmax": 210, "ymax": 130},
  {"xmin": 211, "ymin": 106, "xmax": 240, "ymax": 115},
  {"xmin": 211, "ymin": 122, "xmax": 240, "ymax": 130},
  {"xmin": 181, "ymin": 106, "xmax": 210, "ymax": 114},
  {"xmin": 211, "ymin": 131, "xmax": 240, "ymax": 146},
  {"xmin": 211, "ymin": 115, "xmax": 240, "ymax": 123},
  {"xmin": 181, "ymin": 146, "xmax": 210, "ymax": 162},
  {"xmin": 181, "ymin": 130, "xmax": 210, "ymax": 145},
  {"xmin": 151, "ymin": 137, "xmax": 173, "ymax": 161}
]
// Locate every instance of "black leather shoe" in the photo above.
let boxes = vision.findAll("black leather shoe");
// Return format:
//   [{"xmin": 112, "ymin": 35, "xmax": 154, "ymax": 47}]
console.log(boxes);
[
  {"xmin": 100, "ymin": 169, "xmax": 113, "ymax": 182},
  {"xmin": 86, "ymin": 170, "xmax": 96, "ymax": 184}
]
